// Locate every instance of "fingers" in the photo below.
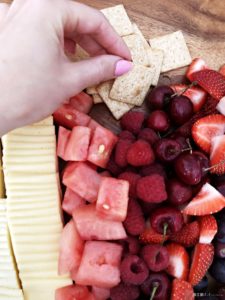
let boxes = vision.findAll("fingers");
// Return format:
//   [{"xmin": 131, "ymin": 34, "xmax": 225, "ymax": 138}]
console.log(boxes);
[
  {"xmin": 62, "ymin": 55, "xmax": 133, "ymax": 96},
  {"xmin": 0, "ymin": 3, "xmax": 9, "ymax": 24},
  {"xmin": 74, "ymin": 34, "xmax": 107, "ymax": 56},
  {"xmin": 64, "ymin": 1, "xmax": 131, "ymax": 60}
]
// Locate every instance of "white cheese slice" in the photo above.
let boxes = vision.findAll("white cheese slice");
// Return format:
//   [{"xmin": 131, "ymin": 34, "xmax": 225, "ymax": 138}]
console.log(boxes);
[
  {"xmin": 32, "ymin": 116, "xmax": 53, "ymax": 126},
  {"xmin": 8, "ymin": 126, "xmax": 55, "ymax": 136}
]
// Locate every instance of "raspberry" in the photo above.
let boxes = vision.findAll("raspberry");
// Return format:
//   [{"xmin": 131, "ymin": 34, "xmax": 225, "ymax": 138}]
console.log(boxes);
[
  {"xmin": 121, "ymin": 236, "xmax": 141, "ymax": 256},
  {"xmin": 124, "ymin": 198, "xmax": 145, "ymax": 236},
  {"xmin": 119, "ymin": 130, "xmax": 136, "ymax": 141},
  {"xmin": 127, "ymin": 140, "xmax": 155, "ymax": 167},
  {"xmin": 106, "ymin": 156, "xmax": 123, "ymax": 176},
  {"xmin": 138, "ymin": 128, "xmax": 159, "ymax": 145},
  {"xmin": 137, "ymin": 175, "xmax": 167, "ymax": 203},
  {"xmin": 141, "ymin": 245, "xmax": 169, "ymax": 272},
  {"xmin": 120, "ymin": 254, "xmax": 149, "ymax": 285},
  {"xmin": 121, "ymin": 111, "xmax": 145, "ymax": 134},
  {"xmin": 110, "ymin": 283, "xmax": 140, "ymax": 300},
  {"xmin": 118, "ymin": 171, "xmax": 141, "ymax": 197},
  {"xmin": 140, "ymin": 163, "xmax": 167, "ymax": 179},
  {"xmin": 115, "ymin": 139, "xmax": 133, "ymax": 168}
]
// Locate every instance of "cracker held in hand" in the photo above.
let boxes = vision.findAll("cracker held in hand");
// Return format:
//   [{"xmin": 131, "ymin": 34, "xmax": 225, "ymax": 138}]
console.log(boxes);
[
  {"xmin": 110, "ymin": 65, "xmax": 155, "ymax": 106},
  {"xmin": 123, "ymin": 34, "xmax": 150, "ymax": 66},
  {"xmin": 101, "ymin": 5, "xmax": 133, "ymax": 37},
  {"xmin": 98, "ymin": 81, "xmax": 133, "ymax": 120},
  {"xmin": 147, "ymin": 49, "xmax": 164, "ymax": 86},
  {"xmin": 149, "ymin": 30, "xmax": 192, "ymax": 72}
]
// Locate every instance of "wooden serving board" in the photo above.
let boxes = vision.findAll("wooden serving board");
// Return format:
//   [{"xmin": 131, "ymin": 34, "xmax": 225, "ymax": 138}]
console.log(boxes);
[
  {"xmin": 82, "ymin": 0, "xmax": 225, "ymax": 132},
  {"xmin": 1, "ymin": 0, "xmax": 225, "ymax": 132}
]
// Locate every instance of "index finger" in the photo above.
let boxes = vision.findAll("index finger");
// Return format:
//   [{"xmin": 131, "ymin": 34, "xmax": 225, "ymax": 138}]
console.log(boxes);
[{"xmin": 63, "ymin": 1, "xmax": 131, "ymax": 60}]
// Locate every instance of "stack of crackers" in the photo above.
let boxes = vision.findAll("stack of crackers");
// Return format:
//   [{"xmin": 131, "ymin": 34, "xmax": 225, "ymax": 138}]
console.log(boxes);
[{"xmin": 76, "ymin": 4, "xmax": 192, "ymax": 120}]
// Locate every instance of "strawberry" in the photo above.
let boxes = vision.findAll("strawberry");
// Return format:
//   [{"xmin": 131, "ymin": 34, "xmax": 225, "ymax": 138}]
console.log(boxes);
[
  {"xmin": 170, "ymin": 84, "xmax": 207, "ymax": 113},
  {"xmin": 170, "ymin": 221, "xmax": 200, "ymax": 247},
  {"xmin": 171, "ymin": 279, "xmax": 194, "ymax": 300},
  {"xmin": 186, "ymin": 58, "xmax": 208, "ymax": 82},
  {"xmin": 166, "ymin": 243, "xmax": 189, "ymax": 280},
  {"xmin": 139, "ymin": 225, "xmax": 169, "ymax": 244},
  {"xmin": 127, "ymin": 140, "xmax": 155, "ymax": 167},
  {"xmin": 199, "ymin": 215, "xmax": 218, "ymax": 244},
  {"xmin": 176, "ymin": 96, "xmax": 218, "ymax": 137},
  {"xmin": 216, "ymin": 96, "xmax": 225, "ymax": 116},
  {"xmin": 182, "ymin": 183, "xmax": 225, "ymax": 216},
  {"xmin": 210, "ymin": 135, "xmax": 225, "ymax": 175},
  {"xmin": 219, "ymin": 64, "xmax": 225, "ymax": 77},
  {"xmin": 188, "ymin": 243, "xmax": 214, "ymax": 286},
  {"xmin": 191, "ymin": 69, "xmax": 225, "ymax": 101},
  {"xmin": 192, "ymin": 114, "xmax": 225, "ymax": 153}
]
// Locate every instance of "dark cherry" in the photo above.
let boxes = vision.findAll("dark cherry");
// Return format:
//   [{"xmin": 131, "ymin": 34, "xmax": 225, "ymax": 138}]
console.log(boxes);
[
  {"xmin": 141, "ymin": 245, "xmax": 169, "ymax": 272},
  {"xmin": 147, "ymin": 85, "xmax": 174, "ymax": 110},
  {"xmin": 193, "ymin": 151, "xmax": 210, "ymax": 177},
  {"xmin": 147, "ymin": 110, "xmax": 170, "ymax": 132},
  {"xmin": 150, "ymin": 207, "xmax": 184, "ymax": 234},
  {"xmin": 209, "ymin": 258, "xmax": 225, "ymax": 284},
  {"xmin": 174, "ymin": 153, "xmax": 202, "ymax": 185},
  {"xmin": 215, "ymin": 241, "xmax": 225, "ymax": 258},
  {"xmin": 169, "ymin": 95, "xmax": 194, "ymax": 125},
  {"xmin": 170, "ymin": 133, "xmax": 190, "ymax": 150},
  {"xmin": 155, "ymin": 139, "xmax": 182, "ymax": 163},
  {"xmin": 167, "ymin": 178, "xmax": 193, "ymax": 205},
  {"xmin": 141, "ymin": 272, "xmax": 171, "ymax": 300},
  {"xmin": 216, "ymin": 218, "xmax": 225, "ymax": 243}
]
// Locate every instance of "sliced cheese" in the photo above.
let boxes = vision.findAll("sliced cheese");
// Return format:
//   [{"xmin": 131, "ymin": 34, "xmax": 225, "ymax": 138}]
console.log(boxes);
[
  {"xmin": 8, "ymin": 126, "xmax": 55, "ymax": 136},
  {"xmin": 32, "ymin": 116, "xmax": 53, "ymax": 126}
]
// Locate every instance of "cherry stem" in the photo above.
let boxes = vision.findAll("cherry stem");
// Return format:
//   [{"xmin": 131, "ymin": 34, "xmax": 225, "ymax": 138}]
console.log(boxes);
[
  {"xmin": 161, "ymin": 223, "xmax": 168, "ymax": 245},
  {"xmin": 171, "ymin": 81, "xmax": 198, "ymax": 98},
  {"xmin": 150, "ymin": 283, "xmax": 159, "ymax": 300},
  {"xmin": 204, "ymin": 158, "xmax": 225, "ymax": 172}
]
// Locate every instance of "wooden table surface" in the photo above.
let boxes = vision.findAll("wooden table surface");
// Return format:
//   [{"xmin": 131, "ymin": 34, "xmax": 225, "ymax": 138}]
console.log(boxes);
[{"xmin": 1, "ymin": 0, "xmax": 225, "ymax": 132}]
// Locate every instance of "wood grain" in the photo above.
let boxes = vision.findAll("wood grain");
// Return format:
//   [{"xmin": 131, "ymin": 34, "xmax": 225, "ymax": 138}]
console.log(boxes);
[{"xmin": 1, "ymin": 0, "xmax": 225, "ymax": 132}]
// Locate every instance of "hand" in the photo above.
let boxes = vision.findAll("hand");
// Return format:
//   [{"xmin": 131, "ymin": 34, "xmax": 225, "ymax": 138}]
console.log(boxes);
[{"xmin": 0, "ymin": 0, "xmax": 132, "ymax": 135}]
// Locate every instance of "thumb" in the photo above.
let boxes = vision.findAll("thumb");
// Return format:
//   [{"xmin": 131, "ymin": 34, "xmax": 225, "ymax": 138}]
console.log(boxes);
[{"xmin": 62, "ymin": 54, "xmax": 133, "ymax": 96}]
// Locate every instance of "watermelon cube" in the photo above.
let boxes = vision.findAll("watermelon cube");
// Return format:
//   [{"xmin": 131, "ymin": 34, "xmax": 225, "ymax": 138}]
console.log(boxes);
[
  {"xmin": 57, "ymin": 126, "xmax": 71, "ymax": 161},
  {"xmin": 73, "ymin": 204, "xmax": 127, "ymax": 241},
  {"xmin": 87, "ymin": 126, "xmax": 118, "ymax": 168},
  {"xmin": 56, "ymin": 285, "xmax": 95, "ymax": 300},
  {"xmin": 63, "ymin": 162, "xmax": 102, "ymax": 202},
  {"xmin": 70, "ymin": 92, "xmax": 93, "ymax": 114},
  {"xmin": 75, "ymin": 241, "xmax": 122, "ymax": 288},
  {"xmin": 65, "ymin": 126, "xmax": 91, "ymax": 161},
  {"xmin": 96, "ymin": 177, "xmax": 129, "ymax": 222},
  {"xmin": 58, "ymin": 220, "xmax": 84, "ymax": 275},
  {"xmin": 62, "ymin": 187, "xmax": 86, "ymax": 216},
  {"xmin": 92, "ymin": 286, "xmax": 110, "ymax": 300}
]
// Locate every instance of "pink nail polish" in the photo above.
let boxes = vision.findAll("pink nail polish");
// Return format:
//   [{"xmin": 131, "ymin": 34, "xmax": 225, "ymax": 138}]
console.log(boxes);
[{"xmin": 115, "ymin": 60, "xmax": 133, "ymax": 77}]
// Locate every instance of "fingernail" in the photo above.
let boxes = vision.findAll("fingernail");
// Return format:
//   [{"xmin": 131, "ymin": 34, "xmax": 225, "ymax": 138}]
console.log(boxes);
[{"xmin": 115, "ymin": 60, "xmax": 133, "ymax": 77}]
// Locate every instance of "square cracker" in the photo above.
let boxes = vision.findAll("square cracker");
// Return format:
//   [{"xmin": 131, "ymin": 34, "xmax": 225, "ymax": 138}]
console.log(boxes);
[
  {"xmin": 92, "ymin": 94, "xmax": 103, "ymax": 104},
  {"xmin": 101, "ymin": 5, "xmax": 133, "ymax": 37},
  {"xmin": 97, "ymin": 81, "xmax": 133, "ymax": 120},
  {"xmin": 149, "ymin": 30, "xmax": 192, "ymax": 72},
  {"xmin": 110, "ymin": 65, "xmax": 155, "ymax": 106},
  {"xmin": 123, "ymin": 34, "xmax": 150, "ymax": 66},
  {"xmin": 71, "ymin": 45, "xmax": 89, "ymax": 62},
  {"xmin": 132, "ymin": 23, "xmax": 150, "ymax": 49},
  {"xmin": 147, "ymin": 49, "xmax": 164, "ymax": 86}
]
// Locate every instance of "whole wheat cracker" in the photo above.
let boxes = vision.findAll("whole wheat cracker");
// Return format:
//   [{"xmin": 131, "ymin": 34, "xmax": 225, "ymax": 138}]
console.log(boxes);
[
  {"xmin": 149, "ymin": 30, "xmax": 192, "ymax": 72},
  {"xmin": 110, "ymin": 65, "xmax": 155, "ymax": 106},
  {"xmin": 97, "ymin": 81, "xmax": 134, "ymax": 119},
  {"xmin": 101, "ymin": 4, "xmax": 133, "ymax": 37}
]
